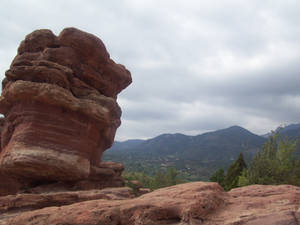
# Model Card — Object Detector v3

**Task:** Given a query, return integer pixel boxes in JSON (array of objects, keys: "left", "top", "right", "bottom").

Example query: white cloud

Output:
[{"left": 0, "top": 0, "right": 299, "bottom": 140}]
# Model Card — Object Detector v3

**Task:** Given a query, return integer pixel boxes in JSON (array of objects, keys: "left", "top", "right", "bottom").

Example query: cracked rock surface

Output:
[{"left": 1, "top": 182, "right": 300, "bottom": 225}]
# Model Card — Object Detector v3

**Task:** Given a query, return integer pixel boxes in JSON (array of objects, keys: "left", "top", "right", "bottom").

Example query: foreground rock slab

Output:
[
  {"left": 1, "top": 182, "right": 299, "bottom": 225},
  {"left": 0, "top": 187, "right": 134, "bottom": 224},
  {"left": 1, "top": 182, "right": 224, "bottom": 225},
  {"left": 208, "top": 184, "right": 300, "bottom": 225}
]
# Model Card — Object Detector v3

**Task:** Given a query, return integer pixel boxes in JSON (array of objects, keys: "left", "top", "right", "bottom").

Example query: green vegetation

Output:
[
  {"left": 210, "top": 153, "right": 247, "bottom": 191},
  {"left": 123, "top": 167, "right": 186, "bottom": 191},
  {"left": 238, "top": 133, "right": 300, "bottom": 186},
  {"left": 211, "top": 132, "right": 300, "bottom": 191},
  {"left": 209, "top": 168, "right": 225, "bottom": 188},
  {"left": 224, "top": 153, "right": 247, "bottom": 190},
  {"left": 103, "top": 126, "right": 267, "bottom": 181},
  {"left": 103, "top": 152, "right": 222, "bottom": 181}
]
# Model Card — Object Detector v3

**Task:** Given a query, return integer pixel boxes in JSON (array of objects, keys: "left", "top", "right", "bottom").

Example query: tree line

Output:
[
  {"left": 210, "top": 132, "right": 300, "bottom": 191},
  {"left": 123, "top": 167, "right": 186, "bottom": 191}
]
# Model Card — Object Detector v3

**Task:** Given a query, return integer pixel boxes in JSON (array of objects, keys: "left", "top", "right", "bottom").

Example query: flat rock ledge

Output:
[{"left": 1, "top": 182, "right": 299, "bottom": 225}]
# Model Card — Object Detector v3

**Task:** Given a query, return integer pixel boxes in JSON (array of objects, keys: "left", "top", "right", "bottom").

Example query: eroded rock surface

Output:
[
  {"left": 0, "top": 28, "right": 131, "bottom": 193},
  {"left": 0, "top": 187, "right": 134, "bottom": 224},
  {"left": 1, "top": 182, "right": 300, "bottom": 225},
  {"left": 206, "top": 184, "right": 300, "bottom": 225},
  {"left": 1, "top": 182, "right": 224, "bottom": 225}
]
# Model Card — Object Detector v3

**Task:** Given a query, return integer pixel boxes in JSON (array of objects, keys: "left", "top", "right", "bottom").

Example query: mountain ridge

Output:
[
  {"left": 112, "top": 124, "right": 300, "bottom": 150},
  {"left": 109, "top": 125, "right": 265, "bottom": 154},
  {"left": 104, "top": 125, "right": 266, "bottom": 180},
  {"left": 104, "top": 124, "right": 300, "bottom": 180},
  {"left": 262, "top": 123, "right": 300, "bottom": 138}
]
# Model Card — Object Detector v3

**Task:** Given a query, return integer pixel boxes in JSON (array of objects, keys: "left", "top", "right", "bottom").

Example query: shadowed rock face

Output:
[{"left": 0, "top": 28, "right": 131, "bottom": 183}]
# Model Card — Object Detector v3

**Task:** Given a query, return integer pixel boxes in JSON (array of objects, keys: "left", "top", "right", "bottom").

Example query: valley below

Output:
[{"left": 104, "top": 124, "right": 300, "bottom": 181}]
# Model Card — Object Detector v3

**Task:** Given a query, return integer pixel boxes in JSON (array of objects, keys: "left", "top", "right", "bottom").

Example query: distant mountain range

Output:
[
  {"left": 109, "top": 126, "right": 265, "bottom": 159},
  {"left": 262, "top": 123, "right": 300, "bottom": 139},
  {"left": 103, "top": 123, "right": 300, "bottom": 181}
]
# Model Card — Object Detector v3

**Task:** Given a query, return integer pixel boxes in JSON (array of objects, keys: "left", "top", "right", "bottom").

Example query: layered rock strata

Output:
[
  {"left": 0, "top": 28, "right": 131, "bottom": 191},
  {"left": 1, "top": 182, "right": 300, "bottom": 225}
]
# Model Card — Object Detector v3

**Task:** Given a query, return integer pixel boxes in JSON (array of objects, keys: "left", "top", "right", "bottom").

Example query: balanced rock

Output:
[{"left": 0, "top": 28, "right": 131, "bottom": 185}]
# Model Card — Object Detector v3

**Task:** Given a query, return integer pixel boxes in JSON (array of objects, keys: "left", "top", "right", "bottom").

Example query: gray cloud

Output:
[{"left": 0, "top": 0, "right": 299, "bottom": 140}]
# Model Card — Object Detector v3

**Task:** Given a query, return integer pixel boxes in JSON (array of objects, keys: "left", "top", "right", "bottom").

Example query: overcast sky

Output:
[{"left": 1, "top": 0, "right": 299, "bottom": 140}]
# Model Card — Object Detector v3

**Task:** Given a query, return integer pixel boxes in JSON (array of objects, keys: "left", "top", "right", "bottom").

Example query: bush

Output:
[
  {"left": 239, "top": 132, "right": 300, "bottom": 186},
  {"left": 123, "top": 168, "right": 186, "bottom": 190},
  {"left": 210, "top": 153, "right": 247, "bottom": 191}
]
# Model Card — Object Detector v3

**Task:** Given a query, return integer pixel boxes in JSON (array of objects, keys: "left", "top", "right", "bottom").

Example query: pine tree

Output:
[
  {"left": 224, "top": 153, "right": 247, "bottom": 191},
  {"left": 246, "top": 133, "right": 300, "bottom": 185},
  {"left": 165, "top": 168, "right": 178, "bottom": 186},
  {"left": 210, "top": 168, "right": 225, "bottom": 188}
]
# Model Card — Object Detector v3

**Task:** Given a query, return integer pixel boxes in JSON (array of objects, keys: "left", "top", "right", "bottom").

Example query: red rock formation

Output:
[
  {"left": 0, "top": 173, "right": 21, "bottom": 196},
  {"left": 210, "top": 184, "right": 300, "bottom": 224},
  {"left": 1, "top": 182, "right": 300, "bottom": 225},
  {"left": 0, "top": 28, "right": 131, "bottom": 188},
  {"left": 0, "top": 187, "right": 134, "bottom": 215},
  {"left": 2, "top": 28, "right": 300, "bottom": 225},
  {"left": 73, "top": 161, "right": 125, "bottom": 190}
]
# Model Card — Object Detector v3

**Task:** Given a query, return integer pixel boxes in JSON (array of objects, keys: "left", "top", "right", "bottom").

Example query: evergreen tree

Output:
[
  {"left": 210, "top": 168, "right": 225, "bottom": 188},
  {"left": 237, "top": 169, "right": 250, "bottom": 187},
  {"left": 244, "top": 133, "right": 300, "bottom": 186},
  {"left": 165, "top": 167, "right": 178, "bottom": 186},
  {"left": 153, "top": 170, "right": 166, "bottom": 188},
  {"left": 224, "top": 153, "right": 247, "bottom": 191}
]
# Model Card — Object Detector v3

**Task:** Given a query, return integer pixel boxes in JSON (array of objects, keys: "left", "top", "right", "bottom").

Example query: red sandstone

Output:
[{"left": 0, "top": 28, "right": 131, "bottom": 192}]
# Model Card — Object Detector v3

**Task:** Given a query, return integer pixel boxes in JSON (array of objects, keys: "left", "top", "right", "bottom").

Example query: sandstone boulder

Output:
[
  {"left": 0, "top": 28, "right": 131, "bottom": 186},
  {"left": 73, "top": 161, "right": 125, "bottom": 190},
  {"left": 1, "top": 182, "right": 225, "bottom": 225},
  {"left": 0, "top": 173, "right": 21, "bottom": 196},
  {"left": 1, "top": 182, "right": 299, "bottom": 225},
  {"left": 216, "top": 184, "right": 300, "bottom": 225}
]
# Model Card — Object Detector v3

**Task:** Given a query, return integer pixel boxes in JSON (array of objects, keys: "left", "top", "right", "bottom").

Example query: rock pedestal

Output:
[{"left": 0, "top": 28, "right": 131, "bottom": 193}]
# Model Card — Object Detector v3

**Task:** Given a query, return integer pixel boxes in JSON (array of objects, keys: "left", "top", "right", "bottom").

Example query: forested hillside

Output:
[
  {"left": 104, "top": 124, "right": 300, "bottom": 181},
  {"left": 104, "top": 126, "right": 265, "bottom": 180}
]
